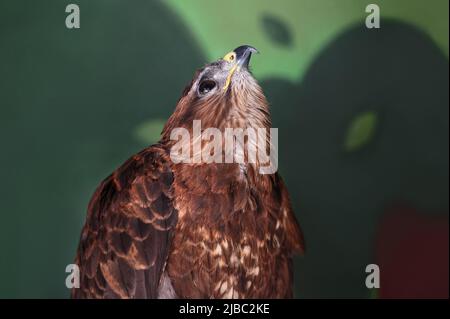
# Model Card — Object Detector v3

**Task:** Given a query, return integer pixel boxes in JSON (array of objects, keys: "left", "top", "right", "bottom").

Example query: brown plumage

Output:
[{"left": 72, "top": 45, "right": 304, "bottom": 299}]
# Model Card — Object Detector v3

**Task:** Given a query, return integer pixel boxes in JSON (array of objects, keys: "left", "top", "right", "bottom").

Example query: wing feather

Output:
[{"left": 72, "top": 145, "right": 177, "bottom": 298}]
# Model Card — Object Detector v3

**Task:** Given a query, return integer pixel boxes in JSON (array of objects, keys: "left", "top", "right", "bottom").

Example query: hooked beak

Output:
[
  {"left": 222, "top": 45, "right": 258, "bottom": 91},
  {"left": 234, "top": 45, "right": 258, "bottom": 69}
]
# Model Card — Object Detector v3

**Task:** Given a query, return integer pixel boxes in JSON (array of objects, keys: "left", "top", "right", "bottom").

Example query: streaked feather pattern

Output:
[{"left": 73, "top": 50, "right": 304, "bottom": 298}]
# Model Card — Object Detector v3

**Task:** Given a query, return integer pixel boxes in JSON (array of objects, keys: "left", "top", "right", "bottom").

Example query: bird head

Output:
[
  {"left": 163, "top": 45, "right": 270, "bottom": 134},
  {"left": 209, "top": 45, "right": 259, "bottom": 93}
]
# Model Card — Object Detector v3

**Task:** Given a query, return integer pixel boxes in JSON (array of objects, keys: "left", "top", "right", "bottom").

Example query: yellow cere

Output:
[
  {"left": 223, "top": 51, "right": 236, "bottom": 62},
  {"left": 223, "top": 51, "right": 238, "bottom": 91}
]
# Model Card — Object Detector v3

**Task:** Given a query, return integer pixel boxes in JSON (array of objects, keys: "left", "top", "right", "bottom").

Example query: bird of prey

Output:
[{"left": 72, "top": 45, "right": 304, "bottom": 299}]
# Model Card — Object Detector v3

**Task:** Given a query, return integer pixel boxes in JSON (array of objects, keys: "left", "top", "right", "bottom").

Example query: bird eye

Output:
[{"left": 198, "top": 80, "right": 216, "bottom": 95}]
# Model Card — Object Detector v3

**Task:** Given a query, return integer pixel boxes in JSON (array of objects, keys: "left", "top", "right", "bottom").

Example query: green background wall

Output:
[{"left": 0, "top": 0, "right": 448, "bottom": 298}]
